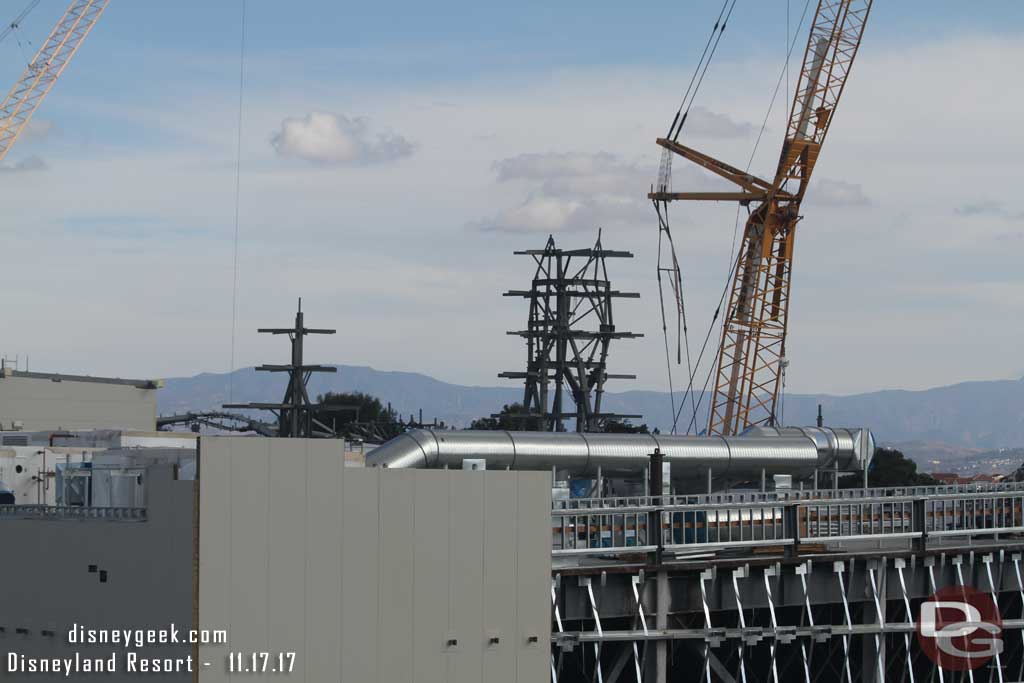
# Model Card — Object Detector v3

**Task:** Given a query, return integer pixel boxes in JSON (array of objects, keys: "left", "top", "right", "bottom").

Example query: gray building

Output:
[
  {"left": 0, "top": 368, "right": 160, "bottom": 431},
  {"left": 0, "top": 436, "right": 553, "bottom": 682}
]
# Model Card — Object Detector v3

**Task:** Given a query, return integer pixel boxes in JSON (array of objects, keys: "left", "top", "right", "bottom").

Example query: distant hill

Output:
[{"left": 159, "top": 367, "right": 1024, "bottom": 453}]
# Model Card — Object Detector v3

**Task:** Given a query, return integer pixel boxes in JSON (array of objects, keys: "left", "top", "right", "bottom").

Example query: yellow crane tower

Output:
[
  {"left": 652, "top": 0, "right": 873, "bottom": 436},
  {"left": 0, "top": 0, "right": 109, "bottom": 163}
]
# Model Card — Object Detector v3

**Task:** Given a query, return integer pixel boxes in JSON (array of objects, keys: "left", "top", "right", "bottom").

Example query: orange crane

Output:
[
  {"left": 0, "top": 0, "right": 109, "bottom": 163},
  {"left": 651, "top": 0, "right": 873, "bottom": 435}
]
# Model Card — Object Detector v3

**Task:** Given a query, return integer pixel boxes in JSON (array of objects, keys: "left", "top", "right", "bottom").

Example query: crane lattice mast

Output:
[
  {"left": 651, "top": 0, "right": 873, "bottom": 435},
  {"left": 0, "top": 0, "right": 109, "bottom": 163}
]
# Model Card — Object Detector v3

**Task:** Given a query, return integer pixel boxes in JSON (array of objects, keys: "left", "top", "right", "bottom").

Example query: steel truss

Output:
[
  {"left": 500, "top": 232, "right": 643, "bottom": 432},
  {"left": 552, "top": 551, "right": 1024, "bottom": 682}
]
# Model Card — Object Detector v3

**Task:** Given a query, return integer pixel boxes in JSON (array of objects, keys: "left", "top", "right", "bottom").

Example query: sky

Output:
[{"left": 1, "top": 0, "right": 1022, "bottom": 396}]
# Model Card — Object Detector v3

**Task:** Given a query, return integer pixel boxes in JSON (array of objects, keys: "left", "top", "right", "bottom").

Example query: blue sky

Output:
[{"left": 1, "top": 1, "right": 1022, "bottom": 395}]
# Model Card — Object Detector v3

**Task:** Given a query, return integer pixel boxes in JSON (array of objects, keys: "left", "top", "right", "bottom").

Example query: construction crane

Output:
[
  {"left": 0, "top": 0, "right": 109, "bottom": 164},
  {"left": 651, "top": 0, "right": 873, "bottom": 435}
]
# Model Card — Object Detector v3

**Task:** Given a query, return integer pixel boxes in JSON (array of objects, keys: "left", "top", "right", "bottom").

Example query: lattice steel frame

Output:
[
  {"left": 552, "top": 551, "right": 1024, "bottom": 683},
  {"left": 500, "top": 233, "right": 642, "bottom": 432},
  {"left": 0, "top": 0, "right": 109, "bottom": 162}
]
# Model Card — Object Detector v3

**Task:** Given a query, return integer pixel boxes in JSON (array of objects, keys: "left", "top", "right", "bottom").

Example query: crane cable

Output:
[
  {"left": 0, "top": 0, "right": 40, "bottom": 46},
  {"left": 654, "top": 199, "right": 693, "bottom": 433},
  {"left": 676, "top": 0, "right": 814, "bottom": 435},
  {"left": 227, "top": 0, "right": 248, "bottom": 403},
  {"left": 656, "top": 0, "right": 737, "bottom": 433},
  {"left": 666, "top": 0, "right": 738, "bottom": 142}
]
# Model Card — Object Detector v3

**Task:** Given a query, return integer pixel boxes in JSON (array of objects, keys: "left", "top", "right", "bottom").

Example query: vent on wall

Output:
[{"left": 2, "top": 435, "right": 28, "bottom": 446}]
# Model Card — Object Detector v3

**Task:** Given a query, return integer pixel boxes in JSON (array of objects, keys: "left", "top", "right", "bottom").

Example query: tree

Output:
[
  {"left": 602, "top": 419, "right": 650, "bottom": 434},
  {"left": 841, "top": 448, "right": 938, "bottom": 488},
  {"left": 314, "top": 391, "right": 399, "bottom": 439},
  {"left": 469, "top": 403, "right": 544, "bottom": 431}
]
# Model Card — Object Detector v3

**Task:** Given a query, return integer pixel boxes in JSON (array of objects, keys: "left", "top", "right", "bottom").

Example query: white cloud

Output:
[
  {"left": 0, "top": 155, "right": 47, "bottom": 173},
  {"left": 473, "top": 152, "right": 652, "bottom": 234},
  {"left": 807, "top": 178, "right": 870, "bottom": 207},
  {"left": 493, "top": 151, "right": 623, "bottom": 182},
  {"left": 270, "top": 112, "right": 414, "bottom": 164},
  {"left": 955, "top": 201, "right": 1023, "bottom": 221},
  {"left": 681, "top": 106, "right": 757, "bottom": 139},
  {"left": 23, "top": 120, "right": 55, "bottom": 141}
]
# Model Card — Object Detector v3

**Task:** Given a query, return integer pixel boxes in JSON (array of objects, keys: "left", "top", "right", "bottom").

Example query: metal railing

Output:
[
  {"left": 0, "top": 505, "right": 147, "bottom": 521},
  {"left": 552, "top": 489, "right": 1024, "bottom": 557},
  {"left": 552, "top": 500, "right": 792, "bottom": 555},
  {"left": 556, "top": 481, "right": 1024, "bottom": 510}
]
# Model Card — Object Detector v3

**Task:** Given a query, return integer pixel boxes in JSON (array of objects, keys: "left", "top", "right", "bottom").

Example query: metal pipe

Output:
[{"left": 367, "top": 426, "right": 873, "bottom": 483}]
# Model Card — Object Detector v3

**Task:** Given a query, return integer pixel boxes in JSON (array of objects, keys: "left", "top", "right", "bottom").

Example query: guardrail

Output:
[
  {"left": 552, "top": 490, "right": 1024, "bottom": 557},
  {"left": 557, "top": 481, "right": 1024, "bottom": 510},
  {"left": 0, "top": 505, "right": 147, "bottom": 521}
]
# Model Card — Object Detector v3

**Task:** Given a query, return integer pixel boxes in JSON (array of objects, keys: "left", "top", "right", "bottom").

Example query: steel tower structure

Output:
[{"left": 500, "top": 232, "right": 642, "bottom": 432}]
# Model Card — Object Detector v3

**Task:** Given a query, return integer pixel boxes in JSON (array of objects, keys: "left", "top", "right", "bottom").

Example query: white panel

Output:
[
  {"left": 229, "top": 438, "right": 270, "bottom": 674},
  {"left": 199, "top": 442, "right": 549, "bottom": 683},
  {"left": 379, "top": 469, "right": 416, "bottom": 683},
  {"left": 267, "top": 439, "right": 307, "bottom": 679},
  {"left": 515, "top": 472, "right": 552, "bottom": 683},
  {"left": 305, "top": 440, "right": 342, "bottom": 681},
  {"left": 198, "top": 438, "right": 231, "bottom": 683},
  {"left": 449, "top": 472, "right": 485, "bottom": 683},
  {"left": 412, "top": 471, "right": 450, "bottom": 683},
  {"left": 483, "top": 475, "right": 518, "bottom": 683},
  {"left": 341, "top": 468, "right": 379, "bottom": 683}
]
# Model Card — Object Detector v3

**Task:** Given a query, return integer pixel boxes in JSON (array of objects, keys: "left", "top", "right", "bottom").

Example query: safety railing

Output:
[
  {"left": 553, "top": 490, "right": 1024, "bottom": 558},
  {"left": 556, "top": 481, "right": 1024, "bottom": 510},
  {"left": 925, "top": 491, "right": 1024, "bottom": 537},
  {"left": 552, "top": 500, "right": 792, "bottom": 555},
  {"left": 796, "top": 497, "right": 917, "bottom": 542},
  {"left": 0, "top": 505, "right": 147, "bottom": 521}
]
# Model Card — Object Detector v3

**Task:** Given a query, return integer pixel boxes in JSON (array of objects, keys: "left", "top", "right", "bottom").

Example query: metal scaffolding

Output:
[
  {"left": 550, "top": 481, "right": 1024, "bottom": 682},
  {"left": 500, "top": 232, "right": 643, "bottom": 432}
]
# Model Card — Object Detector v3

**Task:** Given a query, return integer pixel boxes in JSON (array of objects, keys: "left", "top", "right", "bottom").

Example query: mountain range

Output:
[{"left": 158, "top": 366, "right": 1024, "bottom": 458}]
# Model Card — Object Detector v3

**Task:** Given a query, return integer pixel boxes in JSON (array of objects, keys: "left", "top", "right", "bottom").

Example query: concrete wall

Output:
[
  {"left": 0, "top": 466, "right": 194, "bottom": 681},
  {"left": 198, "top": 436, "right": 552, "bottom": 683},
  {"left": 0, "top": 373, "right": 158, "bottom": 431}
]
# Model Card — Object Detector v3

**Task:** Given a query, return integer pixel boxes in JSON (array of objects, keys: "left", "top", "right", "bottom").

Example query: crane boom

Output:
[
  {"left": 0, "top": 0, "right": 109, "bottom": 164},
  {"left": 650, "top": 0, "right": 872, "bottom": 435}
]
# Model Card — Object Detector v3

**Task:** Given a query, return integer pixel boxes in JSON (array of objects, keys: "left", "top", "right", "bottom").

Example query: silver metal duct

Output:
[{"left": 366, "top": 426, "right": 872, "bottom": 481}]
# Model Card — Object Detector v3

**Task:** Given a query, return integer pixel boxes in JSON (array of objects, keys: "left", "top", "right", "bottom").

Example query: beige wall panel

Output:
[
  {"left": 198, "top": 439, "right": 550, "bottom": 683},
  {"left": 449, "top": 472, "right": 485, "bottom": 683},
  {"left": 483, "top": 475, "right": 519, "bottom": 683},
  {"left": 305, "top": 440, "right": 343, "bottom": 681},
  {"left": 228, "top": 439, "right": 270, "bottom": 666},
  {"left": 340, "top": 468, "right": 380, "bottom": 683},
  {"left": 412, "top": 471, "right": 450, "bottom": 683},
  {"left": 198, "top": 439, "right": 232, "bottom": 683},
  {"left": 0, "top": 374, "right": 157, "bottom": 431},
  {"left": 267, "top": 439, "right": 307, "bottom": 679},
  {"left": 515, "top": 472, "right": 552, "bottom": 683},
  {"left": 378, "top": 469, "right": 416, "bottom": 683}
]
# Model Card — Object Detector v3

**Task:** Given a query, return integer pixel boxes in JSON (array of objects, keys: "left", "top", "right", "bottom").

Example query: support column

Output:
[
  {"left": 655, "top": 570, "right": 669, "bottom": 683},
  {"left": 864, "top": 559, "right": 886, "bottom": 683}
]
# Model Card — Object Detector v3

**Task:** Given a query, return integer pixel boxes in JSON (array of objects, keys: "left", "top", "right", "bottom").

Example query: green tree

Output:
[
  {"left": 842, "top": 448, "right": 937, "bottom": 488},
  {"left": 314, "top": 391, "right": 398, "bottom": 437},
  {"left": 602, "top": 419, "right": 650, "bottom": 434},
  {"left": 469, "top": 403, "right": 544, "bottom": 431}
]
